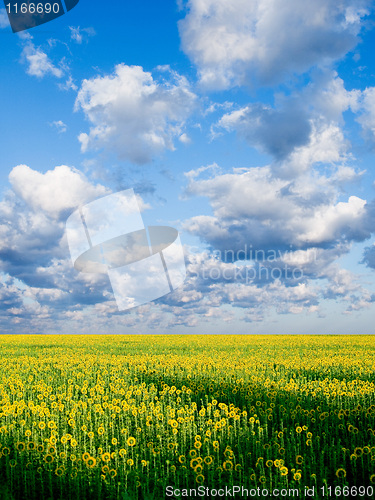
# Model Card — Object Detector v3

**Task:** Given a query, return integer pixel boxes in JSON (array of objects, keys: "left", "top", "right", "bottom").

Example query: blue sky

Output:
[{"left": 1, "top": 0, "right": 375, "bottom": 333}]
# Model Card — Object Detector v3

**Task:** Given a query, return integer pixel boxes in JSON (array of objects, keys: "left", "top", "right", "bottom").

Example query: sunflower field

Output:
[{"left": 0, "top": 335, "right": 374, "bottom": 499}]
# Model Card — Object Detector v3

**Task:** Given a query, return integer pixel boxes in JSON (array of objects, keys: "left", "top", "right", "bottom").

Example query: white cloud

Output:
[
  {"left": 300, "top": 196, "right": 366, "bottom": 244},
  {"left": 212, "top": 72, "right": 359, "bottom": 172},
  {"left": 306, "top": 72, "right": 360, "bottom": 122},
  {"left": 69, "top": 26, "right": 96, "bottom": 44},
  {"left": 50, "top": 120, "right": 68, "bottom": 133},
  {"left": 179, "top": 133, "right": 191, "bottom": 144},
  {"left": 0, "top": 273, "right": 53, "bottom": 326},
  {"left": 328, "top": 83, "right": 375, "bottom": 148},
  {"left": 0, "top": 165, "right": 125, "bottom": 331},
  {"left": 183, "top": 164, "right": 372, "bottom": 252},
  {"left": 179, "top": 0, "right": 371, "bottom": 89},
  {"left": 21, "top": 40, "right": 63, "bottom": 78},
  {"left": 204, "top": 101, "right": 234, "bottom": 116},
  {"left": 356, "top": 87, "right": 375, "bottom": 142},
  {"left": 9, "top": 164, "right": 108, "bottom": 219},
  {"left": 279, "top": 74, "right": 359, "bottom": 175},
  {"left": 58, "top": 76, "right": 78, "bottom": 92},
  {"left": 75, "top": 64, "right": 197, "bottom": 163},
  {"left": 283, "top": 121, "right": 350, "bottom": 176},
  {"left": 215, "top": 103, "right": 312, "bottom": 159}
]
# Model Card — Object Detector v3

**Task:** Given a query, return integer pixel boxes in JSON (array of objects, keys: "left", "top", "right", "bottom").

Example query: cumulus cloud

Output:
[
  {"left": 9, "top": 164, "right": 108, "bottom": 220},
  {"left": 183, "top": 164, "right": 373, "bottom": 255},
  {"left": 215, "top": 103, "right": 312, "bottom": 160},
  {"left": 0, "top": 273, "right": 53, "bottom": 326},
  {"left": 0, "top": 165, "right": 111, "bottom": 290},
  {"left": 179, "top": 0, "right": 371, "bottom": 90},
  {"left": 212, "top": 72, "right": 359, "bottom": 170},
  {"left": 306, "top": 71, "right": 360, "bottom": 122},
  {"left": 328, "top": 83, "right": 375, "bottom": 150},
  {"left": 75, "top": 64, "right": 197, "bottom": 164},
  {"left": 0, "top": 165, "right": 120, "bottom": 330},
  {"left": 282, "top": 121, "right": 350, "bottom": 177}
]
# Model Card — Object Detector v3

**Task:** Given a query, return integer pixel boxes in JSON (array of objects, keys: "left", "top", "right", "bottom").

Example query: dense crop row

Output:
[{"left": 0, "top": 335, "right": 374, "bottom": 499}]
